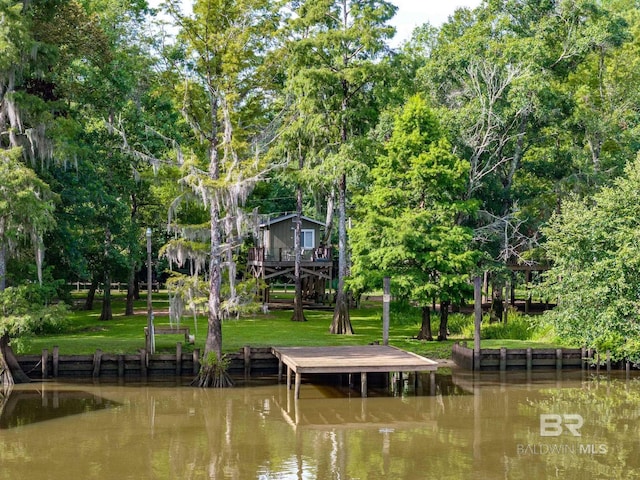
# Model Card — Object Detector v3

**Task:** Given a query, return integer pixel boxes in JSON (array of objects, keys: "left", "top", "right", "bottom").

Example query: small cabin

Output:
[
  {"left": 248, "top": 214, "right": 332, "bottom": 303},
  {"left": 257, "top": 213, "right": 328, "bottom": 261}
]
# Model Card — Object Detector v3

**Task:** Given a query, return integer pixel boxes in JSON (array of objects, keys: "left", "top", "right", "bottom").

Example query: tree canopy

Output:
[
  {"left": 540, "top": 156, "right": 640, "bottom": 362},
  {"left": 350, "top": 95, "right": 478, "bottom": 340},
  {"left": 3, "top": 0, "right": 640, "bottom": 380}
]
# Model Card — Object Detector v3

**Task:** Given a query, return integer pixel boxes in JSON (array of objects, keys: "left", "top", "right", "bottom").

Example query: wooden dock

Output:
[{"left": 272, "top": 345, "right": 438, "bottom": 398}]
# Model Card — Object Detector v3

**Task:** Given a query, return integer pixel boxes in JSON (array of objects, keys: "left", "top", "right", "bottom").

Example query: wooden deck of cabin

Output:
[
  {"left": 272, "top": 345, "right": 439, "bottom": 399},
  {"left": 248, "top": 247, "right": 333, "bottom": 303}
]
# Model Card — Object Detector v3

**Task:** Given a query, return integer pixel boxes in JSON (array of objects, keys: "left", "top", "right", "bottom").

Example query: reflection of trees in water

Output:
[
  {"left": 0, "top": 388, "right": 114, "bottom": 429},
  {"left": 0, "top": 385, "right": 11, "bottom": 425},
  {"left": 0, "top": 377, "right": 639, "bottom": 478},
  {"left": 0, "top": 386, "right": 276, "bottom": 479},
  {"left": 155, "top": 389, "right": 277, "bottom": 479},
  {"left": 515, "top": 376, "right": 640, "bottom": 479}
]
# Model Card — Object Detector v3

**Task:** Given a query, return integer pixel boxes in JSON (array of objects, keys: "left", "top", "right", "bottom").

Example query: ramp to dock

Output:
[{"left": 272, "top": 345, "right": 438, "bottom": 398}]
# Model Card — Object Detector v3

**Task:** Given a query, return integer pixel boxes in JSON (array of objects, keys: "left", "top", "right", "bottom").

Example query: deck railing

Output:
[{"left": 248, "top": 246, "right": 332, "bottom": 262}]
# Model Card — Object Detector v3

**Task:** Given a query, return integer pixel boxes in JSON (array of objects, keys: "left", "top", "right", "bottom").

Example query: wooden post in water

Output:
[
  {"left": 499, "top": 347, "right": 507, "bottom": 372},
  {"left": 556, "top": 348, "right": 563, "bottom": 371},
  {"left": 382, "top": 277, "right": 390, "bottom": 346},
  {"left": 52, "top": 346, "right": 59, "bottom": 378},
  {"left": 193, "top": 349, "right": 200, "bottom": 375},
  {"left": 118, "top": 354, "right": 125, "bottom": 378},
  {"left": 294, "top": 372, "right": 302, "bottom": 399},
  {"left": 42, "top": 349, "right": 48, "bottom": 379},
  {"left": 140, "top": 349, "right": 147, "bottom": 378},
  {"left": 361, "top": 372, "right": 368, "bottom": 398},
  {"left": 526, "top": 347, "right": 533, "bottom": 372},
  {"left": 473, "top": 276, "right": 482, "bottom": 371},
  {"left": 244, "top": 345, "right": 251, "bottom": 377},
  {"left": 93, "top": 349, "right": 102, "bottom": 378},
  {"left": 176, "top": 343, "right": 182, "bottom": 376}
]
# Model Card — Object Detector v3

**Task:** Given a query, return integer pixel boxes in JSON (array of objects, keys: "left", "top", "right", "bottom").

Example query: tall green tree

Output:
[
  {"left": 280, "top": 0, "right": 397, "bottom": 334},
  {"left": 0, "top": 148, "right": 56, "bottom": 291},
  {"left": 161, "top": 0, "right": 278, "bottom": 387},
  {"left": 559, "top": 0, "right": 638, "bottom": 181},
  {"left": 40, "top": 0, "right": 162, "bottom": 319},
  {"left": 420, "top": 0, "right": 631, "bottom": 268},
  {"left": 350, "top": 96, "right": 477, "bottom": 340},
  {"left": 0, "top": 0, "right": 113, "bottom": 383},
  {"left": 539, "top": 156, "right": 640, "bottom": 362},
  {"left": 0, "top": 2, "right": 58, "bottom": 289}
]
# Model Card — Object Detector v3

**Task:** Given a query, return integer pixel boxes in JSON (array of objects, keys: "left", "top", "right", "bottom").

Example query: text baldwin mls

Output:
[
  {"left": 517, "top": 414, "right": 608, "bottom": 455},
  {"left": 517, "top": 443, "right": 608, "bottom": 455}
]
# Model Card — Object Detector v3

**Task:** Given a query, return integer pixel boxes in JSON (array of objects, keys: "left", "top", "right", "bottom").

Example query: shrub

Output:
[
  {"left": 481, "top": 317, "right": 533, "bottom": 340},
  {"left": 447, "top": 313, "right": 473, "bottom": 335},
  {"left": 0, "top": 284, "right": 70, "bottom": 337},
  {"left": 389, "top": 300, "right": 421, "bottom": 326},
  {"left": 459, "top": 310, "right": 547, "bottom": 341}
]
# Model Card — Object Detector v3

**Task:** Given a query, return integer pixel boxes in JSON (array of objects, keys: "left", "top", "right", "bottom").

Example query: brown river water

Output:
[{"left": 0, "top": 370, "right": 638, "bottom": 479}]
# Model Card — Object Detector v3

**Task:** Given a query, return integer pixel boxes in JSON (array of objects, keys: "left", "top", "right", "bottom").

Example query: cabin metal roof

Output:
[{"left": 259, "top": 213, "right": 325, "bottom": 228}]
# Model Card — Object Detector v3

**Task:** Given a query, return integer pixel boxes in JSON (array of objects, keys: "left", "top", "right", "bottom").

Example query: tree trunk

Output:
[
  {"left": 100, "top": 227, "right": 112, "bottom": 320},
  {"left": 438, "top": 300, "right": 450, "bottom": 341},
  {"left": 84, "top": 279, "right": 98, "bottom": 310},
  {"left": 125, "top": 261, "right": 136, "bottom": 316},
  {"left": 194, "top": 201, "right": 232, "bottom": 388},
  {"left": 330, "top": 174, "right": 353, "bottom": 335},
  {"left": 322, "top": 190, "right": 335, "bottom": 246},
  {"left": 330, "top": 59, "right": 355, "bottom": 335},
  {"left": 490, "top": 286, "right": 503, "bottom": 324},
  {"left": 417, "top": 306, "right": 433, "bottom": 341},
  {"left": 292, "top": 180, "right": 306, "bottom": 322},
  {"left": 195, "top": 114, "right": 232, "bottom": 387},
  {"left": 0, "top": 335, "right": 31, "bottom": 386},
  {"left": 100, "top": 276, "right": 112, "bottom": 321},
  {"left": 134, "top": 276, "right": 140, "bottom": 300},
  {"left": 0, "top": 243, "right": 6, "bottom": 292},
  {"left": 127, "top": 193, "right": 139, "bottom": 314}
]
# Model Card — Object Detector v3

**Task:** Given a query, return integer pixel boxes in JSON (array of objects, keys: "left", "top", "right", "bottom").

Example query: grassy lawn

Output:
[{"left": 16, "top": 291, "right": 562, "bottom": 359}]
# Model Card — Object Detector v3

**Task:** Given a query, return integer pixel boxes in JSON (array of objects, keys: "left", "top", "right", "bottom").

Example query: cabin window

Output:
[{"left": 301, "top": 229, "right": 315, "bottom": 249}]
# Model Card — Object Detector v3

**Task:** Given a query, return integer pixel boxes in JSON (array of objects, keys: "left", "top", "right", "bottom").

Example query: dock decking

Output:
[{"left": 272, "top": 345, "right": 439, "bottom": 398}]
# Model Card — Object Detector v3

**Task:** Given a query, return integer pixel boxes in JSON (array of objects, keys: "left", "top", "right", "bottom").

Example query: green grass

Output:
[
  {"left": 480, "top": 339, "right": 560, "bottom": 349},
  {"left": 15, "top": 291, "right": 564, "bottom": 359}
]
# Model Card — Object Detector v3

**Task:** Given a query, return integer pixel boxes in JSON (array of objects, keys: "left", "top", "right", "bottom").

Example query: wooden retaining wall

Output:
[
  {"left": 452, "top": 342, "right": 596, "bottom": 372},
  {"left": 17, "top": 345, "right": 279, "bottom": 380}
]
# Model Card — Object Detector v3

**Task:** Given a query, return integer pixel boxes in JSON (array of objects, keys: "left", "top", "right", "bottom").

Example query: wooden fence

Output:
[
  {"left": 68, "top": 281, "right": 159, "bottom": 292},
  {"left": 452, "top": 342, "right": 594, "bottom": 371},
  {"left": 17, "top": 345, "right": 279, "bottom": 380}
]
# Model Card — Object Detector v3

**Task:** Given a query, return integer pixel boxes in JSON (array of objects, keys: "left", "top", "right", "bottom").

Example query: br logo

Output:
[{"left": 540, "top": 414, "right": 584, "bottom": 437}]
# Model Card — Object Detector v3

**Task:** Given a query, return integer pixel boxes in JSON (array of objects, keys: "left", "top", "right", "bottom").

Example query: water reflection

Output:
[
  {"left": 0, "top": 372, "right": 638, "bottom": 479},
  {"left": 0, "top": 386, "right": 117, "bottom": 429}
]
